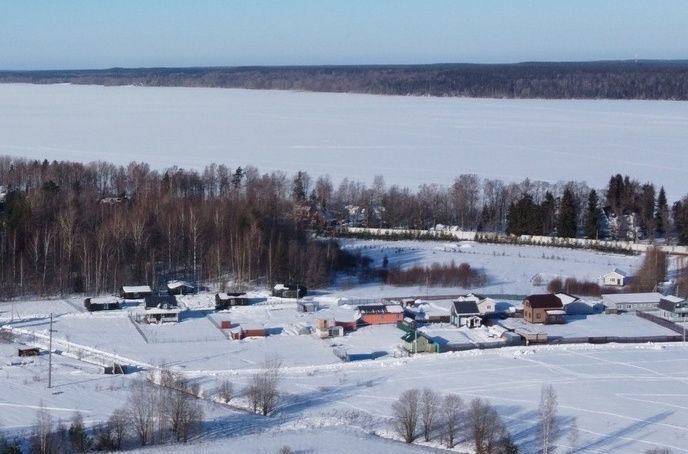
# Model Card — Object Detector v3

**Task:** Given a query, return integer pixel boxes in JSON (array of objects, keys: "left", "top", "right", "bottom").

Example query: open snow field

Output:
[
  {"left": 2, "top": 84, "right": 688, "bottom": 196},
  {"left": 1, "top": 241, "right": 687, "bottom": 452}
]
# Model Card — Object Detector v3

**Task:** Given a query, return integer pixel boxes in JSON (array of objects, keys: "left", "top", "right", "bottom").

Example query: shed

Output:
[
  {"left": 84, "top": 297, "right": 121, "bottom": 312},
  {"left": 296, "top": 300, "right": 317, "bottom": 313},
  {"left": 455, "top": 293, "right": 497, "bottom": 315},
  {"left": 103, "top": 364, "right": 129, "bottom": 374},
  {"left": 358, "top": 304, "right": 404, "bottom": 325},
  {"left": 166, "top": 280, "right": 195, "bottom": 295},
  {"left": 658, "top": 295, "right": 688, "bottom": 322},
  {"left": 401, "top": 331, "right": 440, "bottom": 353},
  {"left": 120, "top": 285, "right": 152, "bottom": 300},
  {"left": 242, "top": 325, "right": 267, "bottom": 337},
  {"left": 215, "top": 292, "right": 249, "bottom": 310},
  {"left": 272, "top": 283, "right": 307, "bottom": 299},
  {"left": 18, "top": 347, "right": 40, "bottom": 357}
]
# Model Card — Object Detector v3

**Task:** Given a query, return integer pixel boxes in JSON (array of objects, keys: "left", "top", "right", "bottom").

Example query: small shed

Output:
[
  {"left": 18, "top": 347, "right": 40, "bottom": 357},
  {"left": 658, "top": 295, "right": 688, "bottom": 322},
  {"left": 601, "top": 269, "right": 628, "bottom": 287},
  {"left": 103, "top": 363, "right": 129, "bottom": 374},
  {"left": 166, "top": 280, "right": 195, "bottom": 295},
  {"left": 228, "top": 326, "right": 243, "bottom": 340},
  {"left": 401, "top": 331, "right": 440, "bottom": 353},
  {"left": 242, "top": 325, "right": 267, "bottom": 337},
  {"left": 272, "top": 283, "right": 307, "bottom": 299},
  {"left": 120, "top": 285, "right": 152, "bottom": 300},
  {"left": 215, "top": 292, "right": 249, "bottom": 310},
  {"left": 296, "top": 300, "right": 317, "bottom": 313},
  {"left": 84, "top": 297, "right": 121, "bottom": 312}
]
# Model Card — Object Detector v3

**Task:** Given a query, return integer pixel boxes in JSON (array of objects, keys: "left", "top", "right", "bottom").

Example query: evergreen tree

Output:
[
  {"left": 292, "top": 171, "right": 307, "bottom": 202},
  {"left": 655, "top": 186, "right": 670, "bottom": 237},
  {"left": 638, "top": 183, "right": 656, "bottom": 238},
  {"left": 506, "top": 194, "right": 540, "bottom": 236},
  {"left": 231, "top": 166, "right": 244, "bottom": 189},
  {"left": 584, "top": 190, "right": 599, "bottom": 239},
  {"left": 673, "top": 199, "right": 688, "bottom": 245},
  {"left": 540, "top": 191, "right": 557, "bottom": 236},
  {"left": 605, "top": 174, "right": 624, "bottom": 214},
  {"left": 557, "top": 188, "right": 578, "bottom": 238}
]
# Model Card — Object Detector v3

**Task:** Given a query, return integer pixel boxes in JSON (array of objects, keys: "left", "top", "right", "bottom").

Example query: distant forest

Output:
[
  {"left": 2, "top": 60, "right": 688, "bottom": 99},
  {"left": 2, "top": 156, "right": 688, "bottom": 298}
]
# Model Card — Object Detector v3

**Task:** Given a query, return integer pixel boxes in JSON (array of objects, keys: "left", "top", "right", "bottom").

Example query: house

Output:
[
  {"left": 166, "top": 280, "right": 194, "bottom": 295},
  {"left": 450, "top": 300, "right": 482, "bottom": 328},
  {"left": 657, "top": 295, "right": 688, "bottom": 322},
  {"left": 314, "top": 312, "right": 345, "bottom": 338},
  {"left": 215, "top": 292, "right": 250, "bottom": 310},
  {"left": 120, "top": 285, "right": 152, "bottom": 300},
  {"left": 522, "top": 294, "right": 565, "bottom": 324},
  {"left": 401, "top": 330, "right": 440, "bottom": 353},
  {"left": 272, "top": 283, "right": 307, "bottom": 299},
  {"left": 601, "top": 269, "right": 628, "bottom": 287},
  {"left": 555, "top": 293, "right": 594, "bottom": 315},
  {"left": 455, "top": 293, "right": 497, "bottom": 315},
  {"left": 142, "top": 295, "right": 181, "bottom": 323},
  {"left": 602, "top": 292, "right": 664, "bottom": 313},
  {"left": 404, "top": 302, "right": 450, "bottom": 323},
  {"left": 358, "top": 304, "right": 404, "bottom": 325},
  {"left": 84, "top": 297, "right": 121, "bottom": 312}
]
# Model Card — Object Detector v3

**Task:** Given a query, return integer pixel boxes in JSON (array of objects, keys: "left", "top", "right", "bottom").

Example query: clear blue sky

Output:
[{"left": 1, "top": 0, "right": 686, "bottom": 70}]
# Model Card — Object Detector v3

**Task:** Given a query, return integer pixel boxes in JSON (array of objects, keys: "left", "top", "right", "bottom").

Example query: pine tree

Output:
[
  {"left": 655, "top": 186, "right": 670, "bottom": 237},
  {"left": 584, "top": 190, "right": 599, "bottom": 239},
  {"left": 638, "top": 183, "right": 656, "bottom": 238},
  {"left": 557, "top": 188, "right": 578, "bottom": 238},
  {"left": 507, "top": 194, "right": 540, "bottom": 236},
  {"left": 605, "top": 174, "right": 624, "bottom": 214},
  {"left": 540, "top": 191, "right": 557, "bottom": 236},
  {"left": 673, "top": 199, "right": 688, "bottom": 245}
]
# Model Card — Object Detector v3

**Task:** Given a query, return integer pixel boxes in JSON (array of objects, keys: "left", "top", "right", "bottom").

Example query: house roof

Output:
[
  {"left": 144, "top": 295, "right": 178, "bottom": 309},
  {"left": 358, "top": 304, "right": 388, "bottom": 314},
  {"left": 122, "top": 285, "right": 152, "bottom": 294},
  {"left": 603, "top": 268, "right": 628, "bottom": 278},
  {"left": 167, "top": 280, "right": 193, "bottom": 289},
  {"left": 523, "top": 294, "right": 563, "bottom": 309},
  {"left": 661, "top": 295, "right": 685, "bottom": 304},
  {"left": 555, "top": 293, "right": 580, "bottom": 306},
  {"left": 601, "top": 292, "right": 663, "bottom": 305},
  {"left": 452, "top": 300, "right": 480, "bottom": 315}
]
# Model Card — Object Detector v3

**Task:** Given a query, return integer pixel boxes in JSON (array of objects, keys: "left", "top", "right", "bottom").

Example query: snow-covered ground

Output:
[
  {"left": 1, "top": 241, "right": 687, "bottom": 452},
  {"left": 2, "top": 84, "right": 688, "bottom": 197}
]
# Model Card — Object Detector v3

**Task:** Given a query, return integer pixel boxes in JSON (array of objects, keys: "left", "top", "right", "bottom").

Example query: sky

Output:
[{"left": 1, "top": 0, "right": 687, "bottom": 70}]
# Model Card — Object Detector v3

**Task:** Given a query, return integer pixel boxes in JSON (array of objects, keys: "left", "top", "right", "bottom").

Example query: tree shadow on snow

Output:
[{"left": 576, "top": 410, "right": 674, "bottom": 453}]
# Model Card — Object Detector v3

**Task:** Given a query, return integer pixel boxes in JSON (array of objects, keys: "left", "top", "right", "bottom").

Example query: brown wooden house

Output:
[{"left": 523, "top": 294, "right": 565, "bottom": 324}]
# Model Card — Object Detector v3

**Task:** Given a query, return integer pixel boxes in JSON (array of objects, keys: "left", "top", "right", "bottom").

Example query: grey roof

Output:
[{"left": 452, "top": 300, "right": 480, "bottom": 315}]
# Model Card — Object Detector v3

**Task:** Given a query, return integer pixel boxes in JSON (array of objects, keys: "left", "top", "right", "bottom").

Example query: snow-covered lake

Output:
[{"left": 1, "top": 83, "right": 688, "bottom": 197}]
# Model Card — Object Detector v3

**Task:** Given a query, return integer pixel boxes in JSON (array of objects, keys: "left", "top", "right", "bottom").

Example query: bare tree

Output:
[
  {"left": 420, "top": 388, "right": 440, "bottom": 442},
  {"left": 442, "top": 393, "right": 464, "bottom": 448},
  {"left": 246, "top": 359, "right": 282, "bottom": 416},
  {"left": 108, "top": 408, "right": 128, "bottom": 450},
  {"left": 392, "top": 388, "right": 420, "bottom": 443},
  {"left": 127, "top": 380, "right": 156, "bottom": 446},
  {"left": 216, "top": 380, "right": 234, "bottom": 403},
  {"left": 30, "top": 404, "right": 56, "bottom": 454},
  {"left": 539, "top": 384, "right": 559, "bottom": 454},
  {"left": 468, "top": 398, "right": 514, "bottom": 454}
]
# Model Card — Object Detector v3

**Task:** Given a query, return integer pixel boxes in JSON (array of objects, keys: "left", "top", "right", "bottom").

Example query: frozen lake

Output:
[{"left": 1, "top": 83, "right": 687, "bottom": 197}]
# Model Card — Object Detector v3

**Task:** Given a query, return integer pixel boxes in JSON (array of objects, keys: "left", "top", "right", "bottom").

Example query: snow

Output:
[
  {"left": 2, "top": 84, "right": 688, "bottom": 197},
  {"left": 602, "top": 292, "right": 664, "bottom": 304},
  {"left": 121, "top": 285, "right": 151, "bottom": 294}
]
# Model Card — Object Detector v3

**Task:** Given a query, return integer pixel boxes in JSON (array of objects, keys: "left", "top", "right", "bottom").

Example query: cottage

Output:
[
  {"left": 455, "top": 293, "right": 496, "bottom": 315},
  {"left": 142, "top": 295, "right": 181, "bottom": 323},
  {"left": 450, "top": 300, "right": 482, "bottom": 328},
  {"left": 84, "top": 297, "right": 121, "bottom": 312},
  {"left": 120, "top": 285, "right": 152, "bottom": 300},
  {"left": 658, "top": 295, "right": 688, "bottom": 322},
  {"left": 215, "top": 292, "right": 250, "bottom": 310},
  {"left": 358, "top": 304, "right": 404, "bottom": 325},
  {"left": 602, "top": 292, "right": 663, "bottom": 313},
  {"left": 601, "top": 269, "right": 628, "bottom": 287},
  {"left": 555, "top": 293, "right": 594, "bottom": 315},
  {"left": 166, "top": 280, "right": 194, "bottom": 295},
  {"left": 272, "top": 283, "right": 307, "bottom": 299},
  {"left": 522, "top": 294, "right": 565, "bottom": 324}
]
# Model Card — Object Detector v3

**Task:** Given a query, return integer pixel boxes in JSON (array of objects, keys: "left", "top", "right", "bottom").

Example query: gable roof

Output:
[
  {"left": 524, "top": 294, "right": 563, "bottom": 309},
  {"left": 601, "top": 292, "right": 663, "bottom": 305},
  {"left": 603, "top": 268, "right": 628, "bottom": 278},
  {"left": 452, "top": 300, "right": 480, "bottom": 315}
]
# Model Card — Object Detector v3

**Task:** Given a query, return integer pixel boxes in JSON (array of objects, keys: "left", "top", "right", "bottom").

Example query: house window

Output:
[{"left": 536, "top": 313, "right": 541, "bottom": 319}]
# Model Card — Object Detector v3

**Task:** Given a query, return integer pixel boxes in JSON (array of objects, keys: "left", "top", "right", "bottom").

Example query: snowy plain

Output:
[{"left": 1, "top": 83, "right": 688, "bottom": 197}]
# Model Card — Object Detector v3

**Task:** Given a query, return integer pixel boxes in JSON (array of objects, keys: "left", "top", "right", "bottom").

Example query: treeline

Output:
[
  {"left": 0, "top": 158, "right": 355, "bottom": 297},
  {"left": 2, "top": 60, "right": 688, "bottom": 100},
  {"left": 384, "top": 262, "right": 486, "bottom": 288}
]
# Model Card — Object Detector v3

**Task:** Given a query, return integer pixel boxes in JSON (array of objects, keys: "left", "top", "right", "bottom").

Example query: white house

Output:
[
  {"left": 555, "top": 293, "right": 594, "bottom": 315},
  {"left": 455, "top": 293, "right": 496, "bottom": 315},
  {"left": 601, "top": 269, "right": 628, "bottom": 287}
]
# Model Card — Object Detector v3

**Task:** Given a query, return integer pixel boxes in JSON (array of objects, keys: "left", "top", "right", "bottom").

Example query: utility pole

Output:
[{"left": 48, "top": 313, "right": 53, "bottom": 389}]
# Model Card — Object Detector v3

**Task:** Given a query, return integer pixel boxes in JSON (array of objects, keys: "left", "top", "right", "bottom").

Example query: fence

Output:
[{"left": 636, "top": 310, "right": 687, "bottom": 336}]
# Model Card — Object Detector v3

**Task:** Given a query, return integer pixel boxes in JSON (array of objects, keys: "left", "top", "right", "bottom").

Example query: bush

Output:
[{"left": 385, "top": 261, "right": 486, "bottom": 288}]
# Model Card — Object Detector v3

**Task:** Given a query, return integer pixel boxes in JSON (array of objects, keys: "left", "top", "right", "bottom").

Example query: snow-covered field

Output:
[
  {"left": 1, "top": 84, "right": 688, "bottom": 196},
  {"left": 2, "top": 240, "right": 687, "bottom": 452}
]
